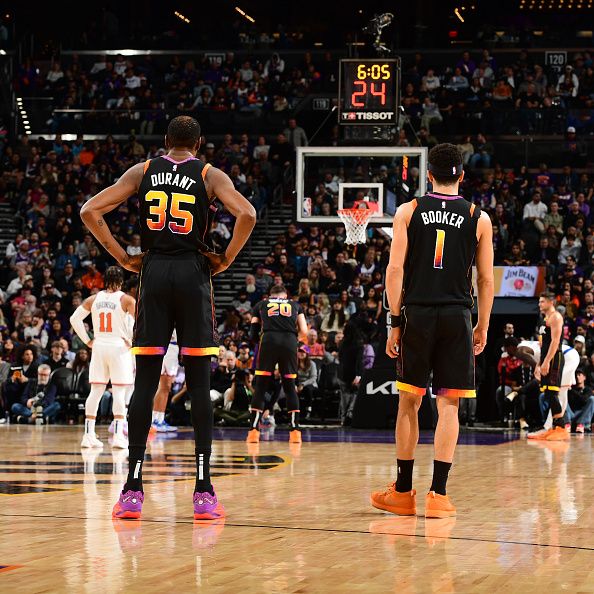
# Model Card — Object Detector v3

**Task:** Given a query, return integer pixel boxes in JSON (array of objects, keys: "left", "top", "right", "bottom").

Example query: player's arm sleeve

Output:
[
  {"left": 124, "top": 312, "right": 135, "bottom": 343},
  {"left": 70, "top": 305, "right": 92, "bottom": 345},
  {"left": 249, "top": 318, "right": 261, "bottom": 342},
  {"left": 249, "top": 303, "right": 261, "bottom": 341}
]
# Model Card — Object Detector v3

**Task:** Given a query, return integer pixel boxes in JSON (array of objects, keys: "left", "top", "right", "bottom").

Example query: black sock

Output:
[
  {"left": 395, "top": 459, "right": 414, "bottom": 492},
  {"left": 124, "top": 446, "right": 145, "bottom": 492},
  {"left": 289, "top": 410, "right": 300, "bottom": 430},
  {"left": 430, "top": 460, "right": 452, "bottom": 496},
  {"left": 553, "top": 416, "right": 565, "bottom": 428},
  {"left": 194, "top": 448, "right": 213, "bottom": 494},
  {"left": 249, "top": 409, "right": 261, "bottom": 429}
]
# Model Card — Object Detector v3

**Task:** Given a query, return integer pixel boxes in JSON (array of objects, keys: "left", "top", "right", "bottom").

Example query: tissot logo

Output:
[
  {"left": 366, "top": 381, "right": 398, "bottom": 395},
  {"left": 342, "top": 111, "right": 395, "bottom": 121}
]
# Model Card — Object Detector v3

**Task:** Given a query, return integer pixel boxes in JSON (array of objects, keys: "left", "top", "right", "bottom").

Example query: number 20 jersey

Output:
[
  {"left": 253, "top": 298, "right": 303, "bottom": 336},
  {"left": 403, "top": 193, "right": 481, "bottom": 309},
  {"left": 138, "top": 156, "right": 214, "bottom": 255}
]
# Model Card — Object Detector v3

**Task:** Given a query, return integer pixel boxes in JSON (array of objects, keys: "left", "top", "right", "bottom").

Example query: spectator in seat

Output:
[
  {"left": 284, "top": 118, "right": 308, "bottom": 148},
  {"left": 469, "top": 134, "right": 494, "bottom": 169},
  {"left": 457, "top": 135, "right": 475, "bottom": 166},
  {"left": 210, "top": 350, "right": 237, "bottom": 403},
  {"left": 297, "top": 345, "right": 318, "bottom": 420},
  {"left": 321, "top": 301, "right": 348, "bottom": 334},
  {"left": 523, "top": 191, "right": 548, "bottom": 234},
  {"left": 305, "top": 329, "right": 325, "bottom": 361},
  {"left": 504, "top": 242, "right": 530, "bottom": 266},
  {"left": 81, "top": 262, "right": 104, "bottom": 291},
  {"left": 337, "top": 322, "right": 364, "bottom": 426},
  {"left": 566, "top": 369, "right": 594, "bottom": 433},
  {"left": 44, "top": 340, "right": 68, "bottom": 371},
  {"left": 543, "top": 201, "right": 564, "bottom": 236},
  {"left": 11, "top": 364, "right": 60, "bottom": 424},
  {"left": 236, "top": 343, "right": 253, "bottom": 370},
  {"left": 559, "top": 230, "right": 582, "bottom": 264}
]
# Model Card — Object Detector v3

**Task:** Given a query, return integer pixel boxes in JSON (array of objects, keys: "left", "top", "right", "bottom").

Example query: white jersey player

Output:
[{"left": 70, "top": 266, "right": 135, "bottom": 449}]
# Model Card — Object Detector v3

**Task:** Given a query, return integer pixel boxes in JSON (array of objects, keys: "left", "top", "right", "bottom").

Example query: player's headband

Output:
[{"left": 428, "top": 162, "right": 463, "bottom": 177}]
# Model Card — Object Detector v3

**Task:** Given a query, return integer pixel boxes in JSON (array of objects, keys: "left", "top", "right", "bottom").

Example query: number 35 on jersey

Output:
[{"left": 145, "top": 191, "right": 195, "bottom": 235}]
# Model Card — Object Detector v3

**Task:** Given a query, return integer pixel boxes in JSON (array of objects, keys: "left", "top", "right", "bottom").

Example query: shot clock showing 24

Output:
[{"left": 339, "top": 58, "right": 400, "bottom": 124}]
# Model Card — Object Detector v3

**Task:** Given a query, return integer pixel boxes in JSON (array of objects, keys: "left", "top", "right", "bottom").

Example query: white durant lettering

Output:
[
  {"left": 421, "top": 211, "right": 464, "bottom": 228},
  {"left": 150, "top": 173, "right": 197, "bottom": 191},
  {"left": 199, "top": 454, "right": 204, "bottom": 480},
  {"left": 133, "top": 460, "right": 142, "bottom": 479}
]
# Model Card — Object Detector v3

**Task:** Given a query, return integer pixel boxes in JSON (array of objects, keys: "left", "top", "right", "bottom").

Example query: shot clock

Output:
[{"left": 338, "top": 58, "right": 400, "bottom": 125}]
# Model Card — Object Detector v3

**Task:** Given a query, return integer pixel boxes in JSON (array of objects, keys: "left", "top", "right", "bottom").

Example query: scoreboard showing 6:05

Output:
[{"left": 339, "top": 58, "right": 400, "bottom": 125}]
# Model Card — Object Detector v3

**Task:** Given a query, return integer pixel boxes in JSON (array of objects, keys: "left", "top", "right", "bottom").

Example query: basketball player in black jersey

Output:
[
  {"left": 371, "top": 143, "right": 494, "bottom": 518},
  {"left": 527, "top": 293, "right": 567, "bottom": 441},
  {"left": 81, "top": 116, "right": 256, "bottom": 520},
  {"left": 246, "top": 285, "right": 308, "bottom": 443}
]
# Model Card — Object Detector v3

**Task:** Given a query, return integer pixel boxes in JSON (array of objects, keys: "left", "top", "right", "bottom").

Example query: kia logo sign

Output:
[{"left": 366, "top": 381, "right": 398, "bottom": 395}]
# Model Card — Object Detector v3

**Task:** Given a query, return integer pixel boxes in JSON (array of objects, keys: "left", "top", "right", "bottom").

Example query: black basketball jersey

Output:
[
  {"left": 403, "top": 192, "right": 481, "bottom": 308},
  {"left": 538, "top": 315, "right": 560, "bottom": 364},
  {"left": 137, "top": 156, "right": 215, "bottom": 255},
  {"left": 254, "top": 298, "right": 302, "bottom": 335}
]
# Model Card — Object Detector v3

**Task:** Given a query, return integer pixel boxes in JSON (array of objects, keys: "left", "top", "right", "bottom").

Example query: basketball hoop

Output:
[{"left": 338, "top": 208, "right": 374, "bottom": 245}]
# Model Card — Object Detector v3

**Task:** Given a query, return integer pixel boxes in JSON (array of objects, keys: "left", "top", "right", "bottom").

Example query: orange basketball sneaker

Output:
[
  {"left": 545, "top": 426, "right": 570, "bottom": 441},
  {"left": 246, "top": 429, "right": 260, "bottom": 443},
  {"left": 289, "top": 429, "right": 302, "bottom": 443},
  {"left": 370, "top": 484, "right": 417, "bottom": 516},
  {"left": 425, "top": 491, "right": 457, "bottom": 518}
]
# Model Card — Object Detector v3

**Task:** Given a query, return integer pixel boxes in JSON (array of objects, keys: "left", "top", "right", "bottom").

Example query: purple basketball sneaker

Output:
[
  {"left": 112, "top": 490, "right": 144, "bottom": 519},
  {"left": 193, "top": 490, "right": 225, "bottom": 520}
]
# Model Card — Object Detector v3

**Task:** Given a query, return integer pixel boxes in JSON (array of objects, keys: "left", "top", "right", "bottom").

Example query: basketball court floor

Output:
[{"left": 1, "top": 425, "right": 593, "bottom": 593}]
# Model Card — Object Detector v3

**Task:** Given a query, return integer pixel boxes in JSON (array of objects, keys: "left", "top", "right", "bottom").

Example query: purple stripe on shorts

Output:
[
  {"left": 427, "top": 193, "right": 462, "bottom": 201},
  {"left": 161, "top": 155, "right": 198, "bottom": 165}
]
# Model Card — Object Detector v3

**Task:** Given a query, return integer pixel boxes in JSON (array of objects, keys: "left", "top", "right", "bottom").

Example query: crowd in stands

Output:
[
  {"left": 1, "top": 45, "right": 594, "bottom": 427},
  {"left": 399, "top": 49, "right": 594, "bottom": 136},
  {"left": 13, "top": 48, "right": 594, "bottom": 136}
]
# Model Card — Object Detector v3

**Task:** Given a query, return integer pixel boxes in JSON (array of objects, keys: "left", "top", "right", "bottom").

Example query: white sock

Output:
[
  {"left": 152, "top": 411, "right": 159, "bottom": 423},
  {"left": 156, "top": 411, "right": 165, "bottom": 423},
  {"left": 85, "top": 419, "right": 95, "bottom": 435}
]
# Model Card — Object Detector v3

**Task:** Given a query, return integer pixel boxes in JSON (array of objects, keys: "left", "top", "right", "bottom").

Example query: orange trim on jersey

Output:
[
  {"left": 255, "top": 370, "right": 273, "bottom": 376},
  {"left": 435, "top": 388, "right": 476, "bottom": 398},
  {"left": 469, "top": 203, "right": 476, "bottom": 217},
  {"left": 396, "top": 381, "right": 426, "bottom": 396},
  {"left": 180, "top": 346, "right": 219, "bottom": 356},
  {"left": 143, "top": 160, "right": 150, "bottom": 174},
  {"left": 202, "top": 163, "right": 212, "bottom": 180},
  {"left": 131, "top": 346, "right": 166, "bottom": 355},
  {"left": 283, "top": 373, "right": 297, "bottom": 379},
  {"left": 288, "top": 409, "right": 300, "bottom": 413}
]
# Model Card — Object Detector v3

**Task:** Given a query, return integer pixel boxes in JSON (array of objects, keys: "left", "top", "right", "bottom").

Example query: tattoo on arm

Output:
[{"left": 97, "top": 219, "right": 104, "bottom": 227}]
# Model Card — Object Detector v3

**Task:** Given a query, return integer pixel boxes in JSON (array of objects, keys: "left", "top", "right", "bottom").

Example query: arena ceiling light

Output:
[
  {"left": 454, "top": 7, "right": 465, "bottom": 21},
  {"left": 0, "top": 49, "right": 6, "bottom": 56},
  {"left": 174, "top": 10, "right": 190, "bottom": 24},
  {"left": 235, "top": 6, "right": 255, "bottom": 23}
]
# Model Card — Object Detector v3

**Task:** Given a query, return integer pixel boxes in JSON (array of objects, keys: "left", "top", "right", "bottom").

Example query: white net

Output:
[{"left": 337, "top": 208, "right": 374, "bottom": 245}]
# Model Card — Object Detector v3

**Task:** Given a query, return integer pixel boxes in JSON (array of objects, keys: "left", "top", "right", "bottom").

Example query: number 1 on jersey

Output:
[
  {"left": 99, "top": 312, "right": 112, "bottom": 333},
  {"left": 433, "top": 229, "right": 445, "bottom": 269}
]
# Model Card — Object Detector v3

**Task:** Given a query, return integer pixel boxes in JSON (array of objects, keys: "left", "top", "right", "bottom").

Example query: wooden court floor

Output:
[{"left": 1, "top": 425, "right": 594, "bottom": 593}]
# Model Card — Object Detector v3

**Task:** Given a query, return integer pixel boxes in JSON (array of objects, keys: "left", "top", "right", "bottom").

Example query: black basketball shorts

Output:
[
  {"left": 397, "top": 304, "right": 476, "bottom": 398},
  {"left": 255, "top": 332, "right": 298, "bottom": 379},
  {"left": 132, "top": 252, "right": 219, "bottom": 357},
  {"left": 540, "top": 350, "right": 564, "bottom": 394}
]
